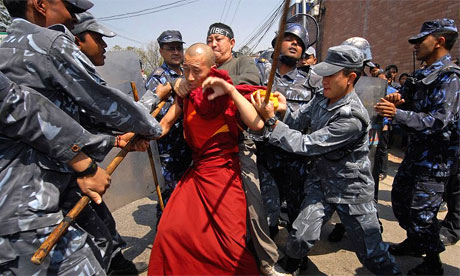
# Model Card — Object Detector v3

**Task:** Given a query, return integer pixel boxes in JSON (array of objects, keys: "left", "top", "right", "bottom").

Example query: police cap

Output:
[
  {"left": 72, "top": 12, "right": 116, "bottom": 37},
  {"left": 64, "top": 0, "right": 93, "bottom": 13},
  {"left": 313, "top": 45, "right": 364, "bottom": 77},
  {"left": 409, "top": 18, "right": 458, "bottom": 44},
  {"left": 157, "top": 30, "right": 185, "bottom": 45},
  {"left": 341, "top": 37, "right": 375, "bottom": 68}
]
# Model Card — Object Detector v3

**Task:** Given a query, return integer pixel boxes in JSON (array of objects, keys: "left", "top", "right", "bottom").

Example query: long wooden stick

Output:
[
  {"left": 31, "top": 94, "right": 166, "bottom": 265},
  {"left": 264, "top": 0, "right": 292, "bottom": 103},
  {"left": 130, "top": 82, "right": 165, "bottom": 210}
]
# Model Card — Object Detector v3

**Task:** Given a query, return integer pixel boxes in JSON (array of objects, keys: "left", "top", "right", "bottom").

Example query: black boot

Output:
[
  {"left": 407, "top": 253, "right": 443, "bottom": 275},
  {"left": 299, "top": 256, "right": 309, "bottom": 271},
  {"left": 282, "top": 257, "right": 301, "bottom": 275},
  {"left": 328, "top": 223, "right": 345, "bottom": 242},
  {"left": 389, "top": 238, "right": 424, "bottom": 257},
  {"left": 108, "top": 252, "right": 148, "bottom": 275}
]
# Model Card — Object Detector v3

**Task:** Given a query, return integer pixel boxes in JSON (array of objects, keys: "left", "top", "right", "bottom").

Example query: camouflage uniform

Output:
[
  {"left": 0, "top": 73, "right": 112, "bottom": 275},
  {"left": 256, "top": 67, "right": 321, "bottom": 230},
  {"left": 391, "top": 54, "right": 460, "bottom": 255},
  {"left": 144, "top": 63, "right": 192, "bottom": 218},
  {"left": 0, "top": 1, "right": 11, "bottom": 32},
  {"left": 267, "top": 90, "right": 400, "bottom": 275},
  {"left": 0, "top": 19, "right": 162, "bottom": 274}
]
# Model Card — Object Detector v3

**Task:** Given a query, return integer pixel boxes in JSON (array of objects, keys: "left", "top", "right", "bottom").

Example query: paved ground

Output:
[{"left": 112, "top": 148, "right": 460, "bottom": 275}]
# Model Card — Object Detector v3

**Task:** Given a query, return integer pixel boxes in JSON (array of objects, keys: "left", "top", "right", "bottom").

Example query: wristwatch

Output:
[
  {"left": 74, "top": 158, "right": 98, "bottom": 178},
  {"left": 264, "top": 116, "right": 278, "bottom": 131}
]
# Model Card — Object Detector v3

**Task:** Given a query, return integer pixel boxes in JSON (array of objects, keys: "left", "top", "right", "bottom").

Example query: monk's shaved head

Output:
[{"left": 185, "top": 43, "right": 215, "bottom": 67}]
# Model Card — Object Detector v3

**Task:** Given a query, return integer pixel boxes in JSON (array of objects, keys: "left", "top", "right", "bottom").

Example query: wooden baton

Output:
[
  {"left": 31, "top": 93, "right": 166, "bottom": 265},
  {"left": 264, "top": 0, "right": 292, "bottom": 103}
]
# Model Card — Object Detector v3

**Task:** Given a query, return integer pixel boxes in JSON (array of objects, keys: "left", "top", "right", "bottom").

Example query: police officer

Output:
[
  {"left": 71, "top": 12, "right": 148, "bottom": 274},
  {"left": 256, "top": 23, "right": 321, "bottom": 242},
  {"left": 253, "top": 45, "right": 401, "bottom": 275},
  {"left": 329, "top": 37, "right": 382, "bottom": 242},
  {"left": 0, "top": 0, "right": 162, "bottom": 274},
  {"left": 0, "top": 71, "right": 115, "bottom": 275},
  {"left": 143, "top": 30, "right": 193, "bottom": 222},
  {"left": 375, "top": 18, "right": 460, "bottom": 275}
]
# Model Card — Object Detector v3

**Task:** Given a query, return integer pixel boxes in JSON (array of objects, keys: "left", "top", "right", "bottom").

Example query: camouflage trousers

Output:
[
  {"left": 286, "top": 193, "right": 400, "bottom": 275},
  {"left": 392, "top": 164, "right": 446, "bottom": 254},
  {"left": 440, "top": 159, "right": 460, "bottom": 243},
  {"left": 257, "top": 156, "right": 308, "bottom": 229},
  {"left": 0, "top": 225, "right": 105, "bottom": 275}
]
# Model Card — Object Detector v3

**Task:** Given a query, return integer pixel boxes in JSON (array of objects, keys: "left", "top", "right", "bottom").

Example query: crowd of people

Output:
[{"left": 0, "top": 0, "right": 459, "bottom": 276}]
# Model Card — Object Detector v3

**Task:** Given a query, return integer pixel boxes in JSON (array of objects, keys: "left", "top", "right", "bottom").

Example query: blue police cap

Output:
[
  {"left": 313, "top": 45, "right": 364, "bottom": 77},
  {"left": 157, "top": 30, "right": 185, "bottom": 45},
  {"left": 72, "top": 12, "right": 116, "bottom": 37},
  {"left": 64, "top": 0, "right": 93, "bottom": 13},
  {"left": 409, "top": 18, "right": 458, "bottom": 44}
]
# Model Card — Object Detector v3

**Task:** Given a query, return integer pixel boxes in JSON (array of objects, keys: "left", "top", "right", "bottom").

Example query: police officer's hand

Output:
[
  {"left": 115, "top": 133, "right": 150, "bottom": 152},
  {"left": 68, "top": 152, "right": 110, "bottom": 204},
  {"left": 384, "top": 92, "right": 405, "bottom": 106},
  {"left": 156, "top": 83, "right": 172, "bottom": 100},
  {"left": 174, "top": 78, "right": 191, "bottom": 98},
  {"left": 251, "top": 90, "right": 275, "bottom": 121},
  {"left": 374, "top": 98, "right": 397, "bottom": 118}
]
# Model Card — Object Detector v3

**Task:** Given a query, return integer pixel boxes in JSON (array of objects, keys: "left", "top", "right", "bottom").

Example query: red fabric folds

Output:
[{"left": 148, "top": 68, "right": 260, "bottom": 275}]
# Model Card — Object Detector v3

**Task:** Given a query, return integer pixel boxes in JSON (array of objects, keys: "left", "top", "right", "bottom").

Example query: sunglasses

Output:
[{"left": 163, "top": 46, "right": 183, "bottom": 51}]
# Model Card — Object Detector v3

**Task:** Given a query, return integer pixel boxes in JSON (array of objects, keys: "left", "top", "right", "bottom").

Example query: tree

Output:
[{"left": 0, "top": 0, "right": 11, "bottom": 32}]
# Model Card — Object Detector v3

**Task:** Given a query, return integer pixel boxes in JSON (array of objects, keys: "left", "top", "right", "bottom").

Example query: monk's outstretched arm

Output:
[
  {"left": 203, "top": 77, "right": 264, "bottom": 131},
  {"left": 159, "top": 99, "right": 183, "bottom": 139}
]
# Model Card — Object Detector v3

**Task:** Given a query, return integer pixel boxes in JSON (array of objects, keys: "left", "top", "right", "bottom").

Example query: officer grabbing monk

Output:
[
  {"left": 252, "top": 44, "right": 401, "bottom": 275},
  {"left": 375, "top": 18, "right": 460, "bottom": 275},
  {"left": 256, "top": 23, "right": 321, "bottom": 243}
]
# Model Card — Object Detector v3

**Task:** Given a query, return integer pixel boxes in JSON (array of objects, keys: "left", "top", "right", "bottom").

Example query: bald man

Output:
[{"left": 148, "top": 43, "right": 263, "bottom": 275}]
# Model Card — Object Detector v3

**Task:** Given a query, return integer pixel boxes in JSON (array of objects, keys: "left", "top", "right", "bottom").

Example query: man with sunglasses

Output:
[
  {"left": 144, "top": 30, "right": 193, "bottom": 223},
  {"left": 375, "top": 18, "right": 460, "bottom": 275}
]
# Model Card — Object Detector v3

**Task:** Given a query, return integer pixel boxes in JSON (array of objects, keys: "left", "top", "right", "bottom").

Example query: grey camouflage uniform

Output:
[
  {"left": 0, "top": 73, "right": 110, "bottom": 275},
  {"left": 256, "top": 67, "right": 320, "bottom": 231},
  {"left": 0, "top": 19, "right": 162, "bottom": 275},
  {"left": 267, "top": 90, "right": 400, "bottom": 275}
]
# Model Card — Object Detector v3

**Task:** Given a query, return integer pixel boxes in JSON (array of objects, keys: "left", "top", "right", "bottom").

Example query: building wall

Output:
[{"left": 317, "top": 0, "right": 460, "bottom": 76}]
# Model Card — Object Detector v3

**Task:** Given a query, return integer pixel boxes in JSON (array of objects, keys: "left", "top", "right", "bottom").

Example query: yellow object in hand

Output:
[{"left": 253, "top": 89, "right": 279, "bottom": 110}]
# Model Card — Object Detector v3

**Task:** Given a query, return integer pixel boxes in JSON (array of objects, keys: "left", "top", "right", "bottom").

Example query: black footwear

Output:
[
  {"left": 109, "top": 253, "right": 148, "bottom": 275},
  {"left": 440, "top": 232, "right": 458, "bottom": 246},
  {"left": 389, "top": 239, "right": 424, "bottom": 257},
  {"left": 407, "top": 254, "right": 443, "bottom": 275},
  {"left": 299, "top": 256, "right": 309, "bottom": 271},
  {"left": 328, "top": 223, "right": 345, "bottom": 242},
  {"left": 281, "top": 257, "right": 301, "bottom": 275}
]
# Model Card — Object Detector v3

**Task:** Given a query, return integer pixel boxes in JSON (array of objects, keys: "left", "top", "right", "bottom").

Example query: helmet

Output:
[
  {"left": 272, "top": 23, "right": 309, "bottom": 53},
  {"left": 341, "top": 37, "right": 376, "bottom": 67}
]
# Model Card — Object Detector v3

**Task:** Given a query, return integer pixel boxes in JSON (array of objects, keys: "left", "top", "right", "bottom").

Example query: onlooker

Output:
[
  {"left": 385, "top": 64, "right": 401, "bottom": 88},
  {"left": 398, "top": 73, "right": 410, "bottom": 86},
  {"left": 370, "top": 63, "right": 381, "bottom": 77}
]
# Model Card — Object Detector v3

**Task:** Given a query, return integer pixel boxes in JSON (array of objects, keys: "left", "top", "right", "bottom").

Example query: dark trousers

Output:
[
  {"left": 392, "top": 164, "right": 446, "bottom": 254},
  {"left": 440, "top": 159, "right": 460, "bottom": 243},
  {"left": 372, "top": 129, "right": 389, "bottom": 201}
]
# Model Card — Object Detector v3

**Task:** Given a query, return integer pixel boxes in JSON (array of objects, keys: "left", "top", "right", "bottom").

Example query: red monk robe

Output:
[{"left": 148, "top": 68, "right": 263, "bottom": 275}]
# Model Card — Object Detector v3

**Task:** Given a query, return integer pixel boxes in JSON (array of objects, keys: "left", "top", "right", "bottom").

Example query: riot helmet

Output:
[
  {"left": 341, "top": 37, "right": 376, "bottom": 67},
  {"left": 272, "top": 23, "right": 309, "bottom": 53}
]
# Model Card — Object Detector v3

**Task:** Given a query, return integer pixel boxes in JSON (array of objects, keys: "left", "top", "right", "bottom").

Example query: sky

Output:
[{"left": 89, "top": 0, "right": 283, "bottom": 52}]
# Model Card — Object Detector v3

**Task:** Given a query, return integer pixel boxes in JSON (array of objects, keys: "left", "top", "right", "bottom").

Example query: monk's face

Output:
[{"left": 183, "top": 53, "right": 211, "bottom": 90}]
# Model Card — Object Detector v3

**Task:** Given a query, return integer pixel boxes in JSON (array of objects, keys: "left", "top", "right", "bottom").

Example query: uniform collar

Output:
[
  {"left": 276, "top": 66, "right": 298, "bottom": 81},
  {"left": 161, "top": 62, "right": 182, "bottom": 77},
  {"left": 419, "top": 54, "right": 452, "bottom": 77},
  {"left": 319, "top": 89, "right": 356, "bottom": 112}
]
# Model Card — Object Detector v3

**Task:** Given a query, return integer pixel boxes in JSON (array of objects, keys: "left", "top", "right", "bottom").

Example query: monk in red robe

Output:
[{"left": 148, "top": 43, "right": 264, "bottom": 275}]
